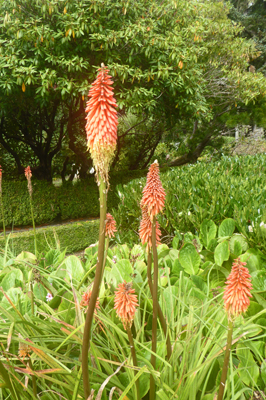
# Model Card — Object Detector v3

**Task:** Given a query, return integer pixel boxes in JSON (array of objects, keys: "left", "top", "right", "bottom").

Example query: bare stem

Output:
[
  {"left": 150, "top": 216, "right": 159, "bottom": 400},
  {"left": 82, "top": 178, "right": 107, "bottom": 399},
  {"left": 0, "top": 193, "right": 6, "bottom": 243},
  {"left": 147, "top": 252, "right": 172, "bottom": 360},
  {"left": 217, "top": 318, "right": 234, "bottom": 400},
  {"left": 29, "top": 196, "right": 37, "bottom": 256},
  {"left": 126, "top": 326, "right": 140, "bottom": 400}
]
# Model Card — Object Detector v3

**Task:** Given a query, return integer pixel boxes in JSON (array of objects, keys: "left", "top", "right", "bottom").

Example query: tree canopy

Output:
[{"left": 0, "top": 0, "right": 266, "bottom": 179}]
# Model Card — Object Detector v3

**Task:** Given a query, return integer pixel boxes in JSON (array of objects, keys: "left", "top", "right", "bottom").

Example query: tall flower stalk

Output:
[
  {"left": 217, "top": 258, "right": 252, "bottom": 400},
  {"left": 82, "top": 64, "right": 118, "bottom": 399},
  {"left": 25, "top": 166, "right": 37, "bottom": 255},
  {"left": 0, "top": 166, "right": 6, "bottom": 243},
  {"left": 139, "top": 161, "right": 166, "bottom": 399},
  {"left": 114, "top": 281, "right": 140, "bottom": 400}
]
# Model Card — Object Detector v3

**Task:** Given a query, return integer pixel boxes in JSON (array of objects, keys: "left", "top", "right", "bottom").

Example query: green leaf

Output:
[
  {"left": 229, "top": 234, "right": 248, "bottom": 253},
  {"left": 214, "top": 241, "right": 230, "bottom": 266},
  {"left": 179, "top": 243, "right": 201, "bottom": 275},
  {"left": 63, "top": 255, "right": 85, "bottom": 282},
  {"left": 1, "top": 269, "right": 23, "bottom": 291},
  {"left": 251, "top": 270, "right": 266, "bottom": 292},
  {"left": 218, "top": 218, "right": 235, "bottom": 238},
  {"left": 33, "top": 282, "right": 47, "bottom": 301},
  {"left": 200, "top": 220, "right": 217, "bottom": 247},
  {"left": 232, "top": 240, "right": 242, "bottom": 257},
  {"left": 106, "top": 259, "right": 133, "bottom": 288},
  {"left": 236, "top": 345, "right": 259, "bottom": 386}
]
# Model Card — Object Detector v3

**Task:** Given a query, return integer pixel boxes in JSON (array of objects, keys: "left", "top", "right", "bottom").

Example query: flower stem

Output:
[
  {"left": 147, "top": 252, "right": 172, "bottom": 361},
  {"left": 126, "top": 326, "right": 140, "bottom": 400},
  {"left": 28, "top": 359, "right": 37, "bottom": 398},
  {"left": 217, "top": 319, "right": 234, "bottom": 400},
  {"left": 0, "top": 193, "right": 6, "bottom": 243},
  {"left": 150, "top": 216, "right": 159, "bottom": 400},
  {"left": 29, "top": 196, "right": 37, "bottom": 256},
  {"left": 82, "top": 177, "right": 107, "bottom": 399}
]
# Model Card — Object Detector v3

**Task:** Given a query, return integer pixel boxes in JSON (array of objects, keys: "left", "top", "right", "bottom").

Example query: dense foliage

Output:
[
  {"left": 0, "top": 217, "right": 266, "bottom": 399},
  {"left": 0, "top": 169, "right": 145, "bottom": 227},
  {"left": 113, "top": 154, "right": 266, "bottom": 247}
]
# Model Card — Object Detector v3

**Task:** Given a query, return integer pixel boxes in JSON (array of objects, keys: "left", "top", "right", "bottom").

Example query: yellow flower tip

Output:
[
  {"left": 85, "top": 64, "right": 118, "bottom": 181},
  {"left": 105, "top": 213, "right": 117, "bottom": 238},
  {"left": 223, "top": 258, "right": 252, "bottom": 317},
  {"left": 139, "top": 203, "right": 161, "bottom": 251},
  {"left": 114, "top": 281, "right": 139, "bottom": 330},
  {"left": 141, "top": 161, "right": 165, "bottom": 219},
  {"left": 80, "top": 290, "right": 100, "bottom": 314}
]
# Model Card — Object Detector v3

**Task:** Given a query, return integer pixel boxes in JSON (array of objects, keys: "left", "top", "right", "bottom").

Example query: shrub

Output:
[
  {"left": 0, "top": 169, "right": 146, "bottom": 229},
  {"left": 0, "top": 219, "right": 100, "bottom": 255}
]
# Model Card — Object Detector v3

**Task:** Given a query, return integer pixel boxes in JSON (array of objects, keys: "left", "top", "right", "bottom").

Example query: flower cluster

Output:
[
  {"left": 139, "top": 161, "right": 165, "bottom": 250},
  {"left": 25, "top": 166, "right": 32, "bottom": 197},
  {"left": 139, "top": 204, "right": 161, "bottom": 251},
  {"left": 114, "top": 281, "right": 138, "bottom": 329},
  {"left": 223, "top": 258, "right": 252, "bottom": 317},
  {"left": 141, "top": 161, "right": 165, "bottom": 219},
  {"left": 105, "top": 213, "right": 117, "bottom": 238},
  {"left": 85, "top": 64, "right": 118, "bottom": 182}
]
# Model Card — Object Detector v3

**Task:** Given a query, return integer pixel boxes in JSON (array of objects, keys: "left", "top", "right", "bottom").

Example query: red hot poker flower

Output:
[
  {"left": 105, "top": 213, "right": 117, "bottom": 238},
  {"left": 139, "top": 204, "right": 161, "bottom": 251},
  {"left": 223, "top": 258, "right": 252, "bottom": 317},
  {"left": 85, "top": 64, "right": 118, "bottom": 181},
  {"left": 114, "top": 281, "right": 139, "bottom": 330},
  {"left": 141, "top": 161, "right": 165, "bottom": 219},
  {"left": 24, "top": 166, "right": 32, "bottom": 196},
  {"left": 24, "top": 166, "right": 32, "bottom": 179}
]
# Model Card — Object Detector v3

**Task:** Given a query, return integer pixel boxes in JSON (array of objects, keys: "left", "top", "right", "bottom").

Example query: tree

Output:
[{"left": 0, "top": 0, "right": 265, "bottom": 179}]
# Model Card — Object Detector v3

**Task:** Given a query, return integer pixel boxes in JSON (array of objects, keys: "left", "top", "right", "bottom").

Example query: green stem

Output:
[
  {"left": 29, "top": 196, "right": 37, "bottom": 256},
  {"left": 82, "top": 178, "right": 107, "bottom": 399},
  {"left": 147, "top": 252, "right": 172, "bottom": 361},
  {"left": 126, "top": 326, "right": 140, "bottom": 400},
  {"left": 0, "top": 359, "right": 21, "bottom": 400},
  {"left": 30, "top": 281, "right": 34, "bottom": 316},
  {"left": 0, "top": 193, "right": 6, "bottom": 243},
  {"left": 217, "top": 318, "right": 234, "bottom": 400},
  {"left": 150, "top": 216, "right": 159, "bottom": 400},
  {"left": 28, "top": 359, "right": 37, "bottom": 398}
]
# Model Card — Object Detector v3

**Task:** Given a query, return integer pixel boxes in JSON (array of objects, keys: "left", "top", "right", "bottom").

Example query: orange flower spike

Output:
[
  {"left": 24, "top": 166, "right": 32, "bottom": 180},
  {"left": 141, "top": 161, "right": 165, "bottom": 219},
  {"left": 223, "top": 258, "right": 252, "bottom": 317},
  {"left": 105, "top": 213, "right": 117, "bottom": 238},
  {"left": 139, "top": 204, "right": 161, "bottom": 250},
  {"left": 24, "top": 166, "right": 33, "bottom": 197},
  {"left": 114, "top": 282, "right": 139, "bottom": 329},
  {"left": 85, "top": 64, "right": 118, "bottom": 181}
]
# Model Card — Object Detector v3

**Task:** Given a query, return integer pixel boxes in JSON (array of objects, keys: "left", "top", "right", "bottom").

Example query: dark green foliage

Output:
[{"left": 0, "top": 220, "right": 100, "bottom": 255}]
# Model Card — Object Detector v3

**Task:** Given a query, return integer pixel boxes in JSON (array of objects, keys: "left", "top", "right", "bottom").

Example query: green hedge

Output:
[
  {"left": 0, "top": 220, "right": 100, "bottom": 255},
  {"left": 0, "top": 169, "right": 146, "bottom": 228}
]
